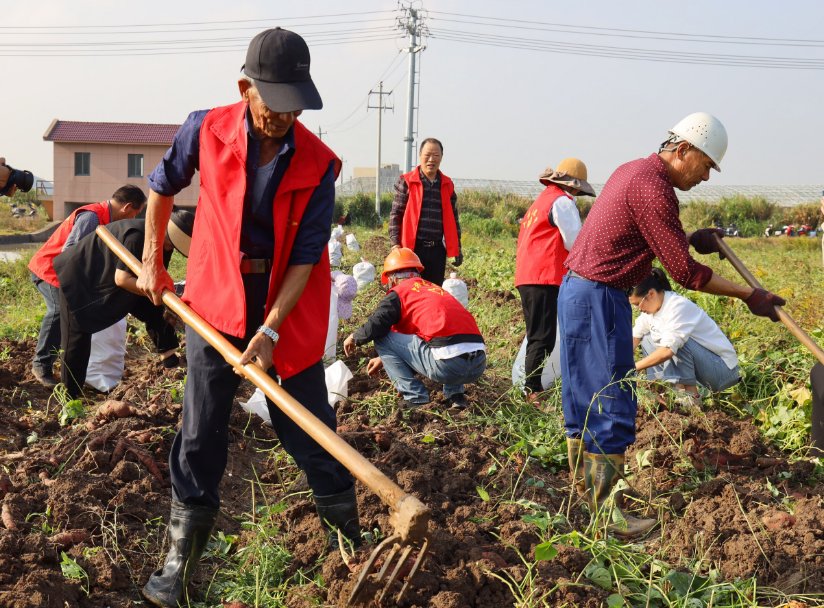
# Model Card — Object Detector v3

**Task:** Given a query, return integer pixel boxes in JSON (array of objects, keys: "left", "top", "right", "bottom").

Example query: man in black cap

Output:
[
  {"left": 53, "top": 209, "right": 195, "bottom": 399},
  {"left": 136, "top": 29, "right": 356, "bottom": 607}
]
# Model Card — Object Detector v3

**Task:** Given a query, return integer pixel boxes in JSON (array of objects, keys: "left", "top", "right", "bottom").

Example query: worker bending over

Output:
[
  {"left": 53, "top": 210, "right": 193, "bottom": 398},
  {"left": 344, "top": 248, "right": 486, "bottom": 411},
  {"left": 28, "top": 185, "right": 145, "bottom": 386},
  {"left": 560, "top": 113, "right": 785, "bottom": 537},
  {"left": 629, "top": 268, "right": 741, "bottom": 409},
  {"left": 389, "top": 138, "right": 462, "bottom": 285},
  {"left": 515, "top": 159, "right": 594, "bottom": 402},
  {"left": 135, "top": 29, "right": 358, "bottom": 607}
]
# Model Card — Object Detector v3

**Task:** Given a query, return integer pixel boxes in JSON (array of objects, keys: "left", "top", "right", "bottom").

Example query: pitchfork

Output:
[{"left": 96, "top": 226, "right": 431, "bottom": 606}]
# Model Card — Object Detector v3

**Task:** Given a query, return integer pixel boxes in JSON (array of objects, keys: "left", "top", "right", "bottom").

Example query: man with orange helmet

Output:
[{"left": 343, "top": 248, "right": 485, "bottom": 411}]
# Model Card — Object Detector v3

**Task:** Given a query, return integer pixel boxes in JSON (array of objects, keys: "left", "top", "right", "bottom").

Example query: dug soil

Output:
[{"left": 1, "top": 337, "right": 824, "bottom": 607}]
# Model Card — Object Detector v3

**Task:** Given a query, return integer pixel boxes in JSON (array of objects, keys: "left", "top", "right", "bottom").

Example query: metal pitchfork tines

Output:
[{"left": 95, "top": 226, "right": 432, "bottom": 607}]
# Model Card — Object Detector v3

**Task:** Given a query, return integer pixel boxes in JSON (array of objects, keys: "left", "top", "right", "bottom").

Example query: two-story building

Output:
[{"left": 43, "top": 120, "right": 200, "bottom": 221}]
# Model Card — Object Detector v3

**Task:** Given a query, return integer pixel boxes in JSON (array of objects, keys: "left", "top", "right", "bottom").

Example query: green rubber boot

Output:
[
  {"left": 567, "top": 438, "right": 585, "bottom": 496},
  {"left": 583, "top": 452, "right": 657, "bottom": 539}
]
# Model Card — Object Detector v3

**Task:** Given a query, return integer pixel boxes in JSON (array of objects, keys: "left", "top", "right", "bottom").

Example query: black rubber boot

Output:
[
  {"left": 314, "top": 485, "right": 363, "bottom": 550},
  {"left": 142, "top": 501, "right": 219, "bottom": 607}
]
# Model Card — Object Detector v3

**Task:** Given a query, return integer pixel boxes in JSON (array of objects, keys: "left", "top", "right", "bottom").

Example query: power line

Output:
[
  {"left": 0, "top": 10, "right": 397, "bottom": 30},
  {"left": 427, "top": 10, "right": 824, "bottom": 47},
  {"left": 430, "top": 29, "right": 824, "bottom": 70},
  {"left": 0, "top": 35, "right": 402, "bottom": 57}
]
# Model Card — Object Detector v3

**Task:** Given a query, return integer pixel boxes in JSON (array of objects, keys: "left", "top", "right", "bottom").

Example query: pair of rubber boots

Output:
[
  {"left": 567, "top": 438, "right": 657, "bottom": 539},
  {"left": 142, "top": 487, "right": 362, "bottom": 607}
]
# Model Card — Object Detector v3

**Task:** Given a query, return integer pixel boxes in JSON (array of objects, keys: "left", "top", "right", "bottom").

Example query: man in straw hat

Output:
[
  {"left": 135, "top": 28, "right": 360, "bottom": 606},
  {"left": 343, "top": 248, "right": 486, "bottom": 411},
  {"left": 560, "top": 113, "right": 786, "bottom": 538},
  {"left": 515, "top": 158, "right": 595, "bottom": 402},
  {"left": 53, "top": 209, "right": 195, "bottom": 399}
]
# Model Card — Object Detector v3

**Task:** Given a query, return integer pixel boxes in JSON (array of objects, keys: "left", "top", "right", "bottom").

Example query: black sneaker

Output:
[
  {"left": 32, "top": 366, "right": 57, "bottom": 388},
  {"left": 448, "top": 393, "right": 468, "bottom": 411}
]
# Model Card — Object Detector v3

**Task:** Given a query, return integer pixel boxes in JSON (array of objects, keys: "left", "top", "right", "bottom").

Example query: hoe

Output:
[
  {"left": 715, "top": 234, "right": 824, "bottom": 367},
  {"left": 96, "top": 225, "right": 430, "bottom": 607}
]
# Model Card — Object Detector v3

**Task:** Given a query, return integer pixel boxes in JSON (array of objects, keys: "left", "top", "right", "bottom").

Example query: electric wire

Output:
[
  {"left": 430, "top": 29, "right": 824, "bottom": 70},
  {"left": 427, "top": 10, "right": 824, "bottom": 47},
  {"left": 0, "top": 10, "right": 397, "bottom": 30}
]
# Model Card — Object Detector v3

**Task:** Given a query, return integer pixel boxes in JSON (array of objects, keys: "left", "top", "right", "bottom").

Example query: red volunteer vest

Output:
[
  {"left": 400, "top": 168, "right": 460, "bottom": 257},
  {"left": 28, "top": 202, "right": 111, "bottom": 287},
  {"left": 515, "top": 184, "right": 572, "bottom": 287},
  {"left": 182, "top": 102, "right": 340, "bottom": 380},
  {"left": 390, "top": 277, "right": 482, "bottom": 342}
]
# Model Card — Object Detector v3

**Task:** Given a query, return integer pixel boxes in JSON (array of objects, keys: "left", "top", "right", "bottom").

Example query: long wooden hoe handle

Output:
[
  {"left": 714, "top": 234, "right": 824, "bottom": 367},
  {"left": 95, "top": 226, "right": 430, "bottom": 542}
]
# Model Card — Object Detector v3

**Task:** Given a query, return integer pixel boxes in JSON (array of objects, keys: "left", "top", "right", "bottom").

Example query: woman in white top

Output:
[{"left": 628, "top": 268, "right": 741, "bottom": 406}]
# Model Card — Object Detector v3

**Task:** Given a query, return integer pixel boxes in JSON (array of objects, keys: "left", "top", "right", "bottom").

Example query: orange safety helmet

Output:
[{"left": 381, "top": 248, "right": 424, "bottom": 284}]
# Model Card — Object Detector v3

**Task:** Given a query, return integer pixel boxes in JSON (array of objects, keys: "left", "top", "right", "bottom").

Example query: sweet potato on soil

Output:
[
  {"left": 762, "top": 512, "right": 797, "bottom": 530},
  {"left": 48, "top": 529, "right": 89, "bottom": 550},
  {"left": 1, "top": 503, "right": 16, "bottom": 530},
  {"left": 126, "top": 446, "right": 164, "bottom": 484},
  {"left": 88, "top": 434, "right": 113, "bottom": 449},
  {"left": 110, "top": 438, "right": 129, "bottom": 466},
  {"left": 97, "top": 400, "right": 140, "bottom": 419},
  {"left": 221, "top": 601, "right": 253, "bottom": 608},
  {"left": 38, "top": 471, "right": 55, "bottom": 486},
  {"left": 755, "top": 457, "right": 784, "bottom": 468},
  {"left": 0, "top": 476, "right": 12, "bottom": 498}
]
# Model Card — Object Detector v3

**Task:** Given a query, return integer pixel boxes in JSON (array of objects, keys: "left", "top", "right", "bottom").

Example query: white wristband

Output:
[{"left": 257, "top": 325, "right": 279, "bottom": 344}]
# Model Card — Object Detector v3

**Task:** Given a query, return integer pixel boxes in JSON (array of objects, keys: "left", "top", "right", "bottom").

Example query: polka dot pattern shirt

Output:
[{"left": 565, "top": 154, "right": 713, "bottom": 291}]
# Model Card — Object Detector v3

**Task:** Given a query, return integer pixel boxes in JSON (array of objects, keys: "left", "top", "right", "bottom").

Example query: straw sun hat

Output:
[{"left": 538, "top": 158, "right": 596, "bottom": 197}]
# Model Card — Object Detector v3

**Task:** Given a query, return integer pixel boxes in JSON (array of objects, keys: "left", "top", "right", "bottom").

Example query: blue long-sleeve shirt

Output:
[{"left": 148, "top": 108, "right": 335, "bottom": 265}]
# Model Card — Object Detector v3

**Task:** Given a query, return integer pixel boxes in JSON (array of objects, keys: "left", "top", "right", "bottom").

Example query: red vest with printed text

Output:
[
  {"left": 400, "top": 168, "right": 460, "bottom": 257},
  {"left": 182, "top": 101, "right": 340, "bottom": 380},
  {"left": 28, "top": 202, "right": 111, "bottom": 287},
  {"left": 390, "top": 277, "right": 482, "bottom": 342},
  {"left": 515, "top": 184, "right": 572, "bottom": 287}
]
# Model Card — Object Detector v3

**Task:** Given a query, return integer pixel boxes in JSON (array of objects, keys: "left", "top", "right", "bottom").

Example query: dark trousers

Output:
[
  {"left": 59, "top": 292, "right": 179, "bottom": 399},
  {"left": 32, "top": 271, "right": 61, "bottom": 371},
  {"left": 518, "top": 284, "right": 560, "bottom": 394},
  {"left": 169, "top": 274, "right": 352, "bottom": 508},
  {"left": 414, "top": 241, "right": 447, "bottom": 286},
  {"left": 811, "top": 363, "right": 824, "bottom": 456}
]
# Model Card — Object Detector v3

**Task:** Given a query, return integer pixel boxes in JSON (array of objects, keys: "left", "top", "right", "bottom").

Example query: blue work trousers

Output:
[
  {"left": 31, "top": 271, "right": 61, "bottom": 371},
  {"left": 559, "top": 275, "right": 636, "bottom": 455},
  {"left": 374, "top": 331, "right": 486, "bottom": 403}
]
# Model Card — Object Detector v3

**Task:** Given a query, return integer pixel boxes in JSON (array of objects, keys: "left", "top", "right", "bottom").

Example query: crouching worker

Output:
[
  {"left": 629, "top": 268, "right": 741, "bottom": 409},
  {"left": 343, "top": 248, "right": 486, "bottom": 411},
  {"left": 52, "top": 209, "right": 194, "bottom": 399}
]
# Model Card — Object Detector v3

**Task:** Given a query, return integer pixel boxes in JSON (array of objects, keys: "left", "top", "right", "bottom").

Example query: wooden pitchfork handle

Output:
[
  {"left": 714, "top": 233, "right": 824, "bottom": 367},
  {"left": 95, "top": 225, "right": 431, "bottom": 543}
]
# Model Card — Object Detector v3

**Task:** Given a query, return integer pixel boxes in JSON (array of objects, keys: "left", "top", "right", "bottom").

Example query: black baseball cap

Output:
[{"left": 242, "top": 28, "right": 322, "bottom": 113}]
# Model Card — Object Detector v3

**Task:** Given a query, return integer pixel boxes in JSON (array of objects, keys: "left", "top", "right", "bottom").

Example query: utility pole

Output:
[
  {"left": 367, "top": 81, "right": 393, "bottom": 218},
  {"left": 316, "top": 126, "right": 327, "bottom": 141},
  {"left": 338, "top": 157, "right": 345, "bottom": 187},
  {"left": 399, "top": 4, "right": 426, "bottom": 173}
]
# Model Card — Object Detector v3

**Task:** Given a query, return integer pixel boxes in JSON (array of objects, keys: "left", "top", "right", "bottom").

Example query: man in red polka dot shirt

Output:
[{"left": 559, "top": 113, "right": 785, "bottom": 538}]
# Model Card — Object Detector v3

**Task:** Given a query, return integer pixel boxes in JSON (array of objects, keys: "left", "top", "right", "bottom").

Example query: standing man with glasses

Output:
[{"left": 389, "top": 138, "right": 462, "bottom": 286}]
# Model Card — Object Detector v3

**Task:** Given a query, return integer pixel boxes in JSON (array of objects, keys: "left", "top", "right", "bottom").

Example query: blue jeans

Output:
[
  {"left": 559, "top": 275, "right": 636, "bottom": 455},
  {"left": 374, "top": 332, "right": 487, "bottom": 403},
  {"left": 640, "top": 335, "right": 741, "bottom": 392},
  {"left": 31, "top": 271, "right": 61, "bottom": 371}
]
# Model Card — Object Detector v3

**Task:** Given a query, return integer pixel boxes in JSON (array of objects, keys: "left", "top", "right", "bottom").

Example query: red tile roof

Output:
[{"left": 44, "top": 120, "right": 180, "bottom": 144}]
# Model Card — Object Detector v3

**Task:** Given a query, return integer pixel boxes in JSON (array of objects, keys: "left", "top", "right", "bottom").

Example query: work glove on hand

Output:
[
  {"left": 744, "top": 288, "right": 786, "bottom": 322},
  {"left": 453, "top": 253, "right": 463, "bottom": 267},
  {"left": 689, "top": 228, "right": 726, "bottom": 258}
]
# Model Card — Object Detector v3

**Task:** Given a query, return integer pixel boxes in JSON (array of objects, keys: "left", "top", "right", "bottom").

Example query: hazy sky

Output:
[{"left": 4, "top": 0, "right": 824, "bottom": 186}]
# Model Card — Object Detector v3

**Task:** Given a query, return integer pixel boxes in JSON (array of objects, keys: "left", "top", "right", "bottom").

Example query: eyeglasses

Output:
[{"left": 632, "top": 293, "right": 648, "bottom": 311}]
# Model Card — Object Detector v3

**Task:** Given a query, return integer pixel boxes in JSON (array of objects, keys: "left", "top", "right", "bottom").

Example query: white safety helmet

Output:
[{"left": 667, "top": 112, "right": 728, "bottom": 172}]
